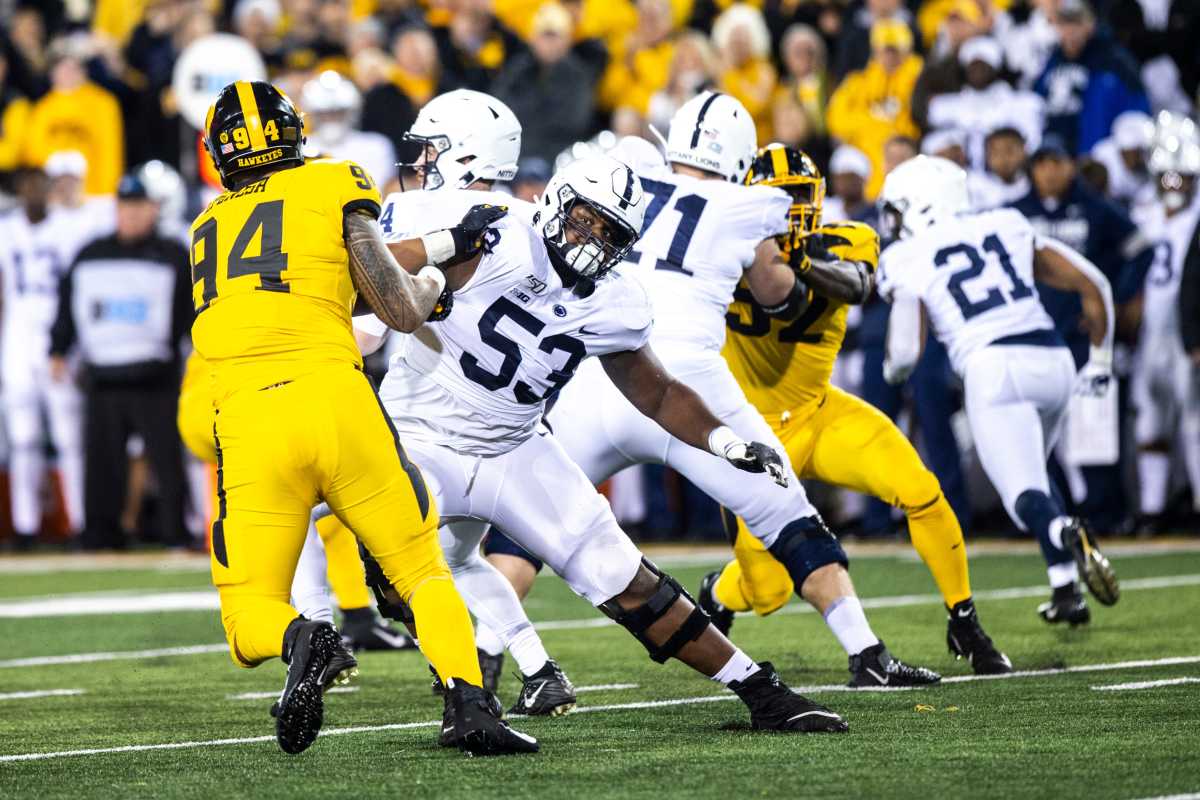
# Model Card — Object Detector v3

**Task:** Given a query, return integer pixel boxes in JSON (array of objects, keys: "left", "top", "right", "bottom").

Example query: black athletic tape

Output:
[
  {"left": 648, "top": 606, "right": 710, "bottom": 663},
  {"left": 600, "top": 559, "right": 711, "bottom": 663},
  {"left": 689, "top": 92, "right": 723, "bottom": 149}
]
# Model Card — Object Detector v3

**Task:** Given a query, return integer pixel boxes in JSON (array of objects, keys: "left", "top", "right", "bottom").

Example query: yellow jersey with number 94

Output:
[
  {"left": 722, "top": 220, "right": 879, "bottom": 416},
  {"left": 189, "top": 157, "right": 381, "bottom": 401}
]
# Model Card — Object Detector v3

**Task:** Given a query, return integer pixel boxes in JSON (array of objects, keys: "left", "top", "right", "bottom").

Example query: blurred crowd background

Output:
[{"left": 0, "top": 0, "right": 1197, "bottom": 552}]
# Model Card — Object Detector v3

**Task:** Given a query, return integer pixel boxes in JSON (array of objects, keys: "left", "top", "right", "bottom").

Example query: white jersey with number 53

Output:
[
  {"left": 359, "top": 188, "right": 653, "bottom": 456},
  {"left": 623, "top": 173, "right": 790, "bottom": 360},
  {"left": 878, "top": 207, "right": 1056, "bottom": 375}
]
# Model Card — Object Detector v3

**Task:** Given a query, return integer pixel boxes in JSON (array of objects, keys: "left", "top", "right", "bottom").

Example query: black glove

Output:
[
  {"left": 359, "top": 543, "right": 415, "bottom": 624},
  {"left": 445, "top": 203, "right": 508, "bottom": 265},
  {"left": 427, "top": 286, "right": 454, "bottom": 322},
  {"left": 800, "top": 231, "right": 851, "bottom": 267},
  {"left": 723, "top": 440, "right": 789, "bottom": 487}
]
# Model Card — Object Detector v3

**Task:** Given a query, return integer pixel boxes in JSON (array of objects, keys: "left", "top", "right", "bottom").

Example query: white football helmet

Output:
[
  {"left": 300, "top": 71, "right": 361, "bottom": 145},
  {"left": 136, "top": 160, "right": 187, "bottom": 226},
  {"left": 402, "top": 89, "right": 521, "bottom": 190},
  {"left": 533, "top": 154, "right": 645, "bottom": 281},
  {"left": 878, "top": 155, "right": 970, "bottom": 239},
  {"left": 1148, "top": 112, "right": 1200, "bottom": 211},
  {"left": 665, "top": 91, "right": 758, "bottom": 183}
]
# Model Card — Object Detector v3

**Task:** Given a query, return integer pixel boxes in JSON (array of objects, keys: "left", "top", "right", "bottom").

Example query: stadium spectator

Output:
[
  {"left": 972, "top": 125, "right": 1031, "bottom": 209},
  {"left": 822, "top": 144, "right": 872, "bottom": 221},
  {"left": 1087, "top": 109, "right": 1156, "bottom": 209},
  {"left": 831, "top": 0, "right": 919, "bottom": 81},
  {"left": 712, "top": 4, "right": 776, "bottom": 143},
  {"left": 232, "top": 0, "right": 284, "bottom": 71},
  {"left": 0, "top": 51, "right": 31, "bottom": 175},
  {"left": 827, "top": 18, "right": 922, "bottom": 198},
  {"left": 1033, "top": 0, "right": 1149, "bottom": 155},
  {"left": 4, "top": 6, "right": 50, "bottom": 98},
  {"left": 996, "top": 0, "right": 1059, "bottom": 89},
  {"left": 434, "top": 0, "right": 526, "bottom": 92},
  {"left": 926, "top": 36, "right": 1045, "bottom": 169},
  {"left": 301, "top": 71, "right": 397, "bottom": 188},
  {"left": 493, "top": 3, "right": 596, "bottom": 163},
  {"left": 773, "top": 24, "right": 828, "bottom": 142},
  {"left": 597, "top": 0, "right": 675, "bottom": 117},
  {"left": 23, "top": 38, "right": 123, "bottom": 196},
  {"left": 49, "top": 171, "right": 192, "bottom": 551},
  {"left": 511, "top": 156, "right": 552, "bottom": 202},
  {"left": 909, "top": 0, "right": 988, "bottom": 127},
  {"left": 646, "top": 30, "right": 717, "bottom": 134}
]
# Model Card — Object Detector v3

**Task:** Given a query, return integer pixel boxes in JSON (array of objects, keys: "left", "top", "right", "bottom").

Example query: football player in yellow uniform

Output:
[
  {"left": 702, "top": 144, "right": 1011, "bottom": 674},
  {"left": 191, "top": 80, "right": 535, "bottom": 755},
  {"left": 177, "top": 349, "right": 415, "bottom": 651}
]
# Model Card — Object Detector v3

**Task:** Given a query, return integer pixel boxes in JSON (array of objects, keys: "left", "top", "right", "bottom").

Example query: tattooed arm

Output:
[{"left": 344, "top": 209, "right": 443, "bottom": 333}]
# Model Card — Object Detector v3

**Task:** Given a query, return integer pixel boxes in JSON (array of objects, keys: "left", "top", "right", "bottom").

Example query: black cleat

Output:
[
  {"left": 508, "top": 659, "right": 576, "bottom": 717},
  {"left": 1062, "top": 519, "right": 1119, "bottom": 606},
  {"left": 1038, "top": 583, "right": 1090, "bottom": 625},
  {"left": 432, "top": 649, "right": 504, "bottom": 696},
  {"left": 339, "top": 608, "right": 417, "bottom": 651},
  {"left": 274, "top": 619, "right": 358, "bottom": 754},
  {"left": 698, "top": 571, "right": 735, "bottom": 636},
  {"left": 479, "top": 649, "right": 505, "bottom": 695},
  {"left": 729, "top": 662, "right": 848, "bottom": 732},
  {"left": 440, "top": 679, "right": 539, "bottom": 755},
  {"left": 848, "top": 641, "right": 941, "bottom": 688},
  {"left": 946, "top": 599, "right": 1012, "bottom": 674}
]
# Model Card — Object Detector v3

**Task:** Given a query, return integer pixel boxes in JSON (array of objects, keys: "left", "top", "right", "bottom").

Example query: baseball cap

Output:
[
  {"left": 1030, "top": 133, "right": 1071, "bottom": 162},
  {"left": 44, "top": 150, "right": 88, "bottom": 179},
  {"left": 829, "top": 144, "right": 872, "bottom": 178},
  {"left": 958, "top": 36, "right": 1003, "bottom": 69},
  {"left": 1112, "top": 111, "right": 1155, "bottom": 151},
  {"left": 117, "top": 172, "right": 151, "bottom": 200},
  {"left": 870, "top": 19, "right": 913, "bottom": 52}
]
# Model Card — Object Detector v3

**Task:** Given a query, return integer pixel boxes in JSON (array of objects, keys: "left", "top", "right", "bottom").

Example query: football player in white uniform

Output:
[
  {"left": 301, "top": 71, "right": 397, "bottom": 190},
  {"left": 0, "top": 165, "right": 90, "bottom": 549},
  {"left": 547, "top": 92, "right": 940, "bottom": 688},
  {"left": 878, "top": 155, "right": 1121, "bottom": 625},
  {"left": 1130, "top": 113, "right": 1200, "bottom": 530},
  {"left": 353, "top": 147, "right": 849, "bottom": 733}
]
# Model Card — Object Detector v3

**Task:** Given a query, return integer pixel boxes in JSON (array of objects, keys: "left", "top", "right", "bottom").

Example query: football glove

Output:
[
  {"left": 1075, "top": 344, "right": 1113, "bottom": 398},
  {"left": 421, "top": 203, "right": 508, "bottom": 267},
  {"left": 792, "top": 231, "right": 851, "bottom": 274},
  {"left": 427, "top": 286, "right": 454, "bottom": 321},
  {"left": 709, "top": 426, "right": 788, "bottom": 487}
]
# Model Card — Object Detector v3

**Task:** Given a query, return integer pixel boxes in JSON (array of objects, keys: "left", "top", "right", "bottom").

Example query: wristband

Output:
[
  {"left": 708, "top": 425, "right": 741, "bottom": 458},
  {"left": 1088, "top": 344, "right": 1113, "bottom": 373},
  {"left": 420, "top": 229, "right": 457, "bottom": 266},
  {"left": 418, "top": 265, "right": 447, "bottom": 293}
]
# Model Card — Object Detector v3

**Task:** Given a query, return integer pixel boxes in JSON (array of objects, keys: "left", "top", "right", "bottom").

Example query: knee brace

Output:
[
  {"left": 599, "top": 559, "right": 711, "bottom": 663},
  {"left": 767, "top": 517, "right": 848, "bottom": 589},
  {"left": 359, "top": 543, "right": 415, "bottom": 625},
  {"left": 482, "top": 528, "right": 544, "bottom": 572}
]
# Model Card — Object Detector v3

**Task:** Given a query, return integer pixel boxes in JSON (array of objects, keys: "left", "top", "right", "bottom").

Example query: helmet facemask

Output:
[
  {"left": 775, "top": 177, "right": 825, "bottom": 256},
  {"left": 400, "top": 133, "right": 453, "bottom": 191},
  {"left": 542, "top": 185, "right": 639, "bottom": 281}
]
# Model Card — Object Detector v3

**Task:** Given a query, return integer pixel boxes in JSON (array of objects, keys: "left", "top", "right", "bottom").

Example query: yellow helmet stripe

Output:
[
  {"left": 769, "top": 145, "right": 789, "bottom": 182},
  {"left": 234, "top": 81, "right": 269, "bottom": 151},
  {"left": 204, "top": 101, "right": 216, "bottom": 137}
]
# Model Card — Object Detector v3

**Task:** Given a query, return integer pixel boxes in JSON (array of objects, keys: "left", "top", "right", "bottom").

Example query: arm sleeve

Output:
[
  {"left": 1180, "top": 222, "right": 1200, "bottom": 352},
  {"left": 49, "top": 264, "right": 77, "bottom": 357},
  {"left": 883, "top": 292, "right": 923, "bottom": 384}
]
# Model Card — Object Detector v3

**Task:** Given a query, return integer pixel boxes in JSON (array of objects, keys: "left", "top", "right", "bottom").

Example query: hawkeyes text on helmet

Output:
[{"left": 204, "top": 80, "right": 305, "bottom": 189}]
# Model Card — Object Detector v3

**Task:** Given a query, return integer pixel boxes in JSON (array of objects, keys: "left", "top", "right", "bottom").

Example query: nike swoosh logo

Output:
[
  {"left": 578, "top": 326, "right": 599, "bottom": 336},
  {"left": 442, "top": 725, "right": 455, "bottom": 735},
  {"left": 367, "top": 625, "right": 411, "bottom": 649},
  {"left": 522, "top": 681, "right": 546, "bottom": 708},
  {"left": 865, "top": 667, "right": 889, "bottom": 685},
  {"left": 787, "top": 710, "right": 842, "bottom": 722},
  {"left": 957, "top": 607, "right": 972, "bottom": 618}
]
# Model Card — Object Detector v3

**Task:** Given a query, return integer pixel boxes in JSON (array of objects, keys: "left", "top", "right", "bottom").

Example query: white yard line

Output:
[
  {"left": 229, "top": 686, "right": 358, "bottom": 701},
  {"left": 1091, "top": 677, "right": 1200, "bottom": 692},
  {"left": 1128, "top": 794, "right": 1200, "bottom": 800},
  {"left": 0, "top": 590, "right": 218, "bottom": 618},
  {"left": 574, "top": 683, "right": 639, "bottom": 693},
  {"left": 1, "top": 654, "right": 1197, "bottom": 763},
  {"left": 4, "top": 573, "right": 1199, "bottom": 666},
  {"left": 0, "top": 688, "right": 84, "bottom": 701}
]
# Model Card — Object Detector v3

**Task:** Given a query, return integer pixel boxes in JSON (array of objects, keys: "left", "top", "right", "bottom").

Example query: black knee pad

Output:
[
  {"left": 359, "top": 543, "right": 414, "bottom": 625},
  {"left": 481, "top": 528, "right": 544, "bottom": 573},
  {"left": 599, "top": 559, "right": 711, "bottom": 664},
  {"left": 767, "top": 517, "right": 848, "bottom": 589}
]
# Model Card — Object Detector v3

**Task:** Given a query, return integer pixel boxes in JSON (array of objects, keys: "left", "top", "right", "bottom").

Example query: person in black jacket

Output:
[{"left": 49, "top": 170, "right": 193, "bottom": 550}]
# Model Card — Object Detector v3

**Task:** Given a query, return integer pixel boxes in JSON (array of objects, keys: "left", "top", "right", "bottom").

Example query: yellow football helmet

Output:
[{"left": 743, "top": 143, "right": 826, "bottom": 256}]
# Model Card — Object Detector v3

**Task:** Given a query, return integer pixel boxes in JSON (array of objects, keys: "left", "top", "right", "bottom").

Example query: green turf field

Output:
[{"left": 0, "top": 543, "right": 1197, "bottom": 800}]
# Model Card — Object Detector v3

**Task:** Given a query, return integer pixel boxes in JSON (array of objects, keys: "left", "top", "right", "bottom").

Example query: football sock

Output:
[
  {"left": 712, "top": 560, "right": 754, "bottom": 613},
  {"left": 317, "top": 515, "right": 373, "bottom": 611},
  {"left": 9, "top": 444, "right": 43, "bottom": 535},
  {"left": 408, "top": 576, "right": 484, "bottom": 686},
  {"left": 1137, "top": 451, "right": 1170, "bottom": 516},
  {"left": 56, "top": 447, "right": 85, "bottom": 533},
  {"left": 290, "top": 521, "right": 335, "bottom": 624},
  {"left": 906, "top": 492, "right": 972, "bottom": 608},
  {"left": 1047, "top": 516, "right": 1068, "bottom": 551},
  {"left": 711, "top": 648, "right": 760, "bottom": 685},
  {"left": 1047, "top": 561, "right": 1080, "bottom": 589},
  {"left": 1014, "top": 489, "right": 1070, "bottom": 567},
  {"left": 823, "top": 596, "right": 879, "bottom": 655},
  {"left": 474, "top": 622, "right": 505, "bottom": 658},
  {"left": 507, "top": 626, "right": 551, "bottom": 676}
]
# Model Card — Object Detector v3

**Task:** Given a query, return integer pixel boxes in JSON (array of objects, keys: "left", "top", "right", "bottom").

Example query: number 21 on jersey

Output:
[{"left": 934, "top": 234, "right": 1033, "bottom": 320}]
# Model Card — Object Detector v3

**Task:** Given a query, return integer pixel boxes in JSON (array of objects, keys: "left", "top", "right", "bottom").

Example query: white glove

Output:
[
  {"left": 708, "top": 426, "right": 789, "bottom": 487},
  {"left": 1075, "top": 344, "right": 1113, "bottom": 398}
]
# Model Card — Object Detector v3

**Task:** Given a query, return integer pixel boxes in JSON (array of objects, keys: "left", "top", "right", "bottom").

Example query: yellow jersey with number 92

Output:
[
  {"left": 189, "top": 157, "right": 381, "bottom": 401},
  {"left": 722, "top": 220, "right": 879, "bottom": 416}
]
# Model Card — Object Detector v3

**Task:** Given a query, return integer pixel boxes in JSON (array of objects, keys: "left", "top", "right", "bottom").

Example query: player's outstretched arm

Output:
[
  {"left": 600, "top": 346, "right": 788, "bottom": 486},
  {"left": 794, "top": 233, "right": 875, "bottom": 304},
  {"left": 1034, "top": 236, "right": 1114, "bottom": 353},
  {"left": 883, "top": 293, "right": 925, "bottom": 385},
  {"left": 744, "top": 238, "right": 810, "bottom": 320},
  {"left": 344, "top": 209, "right": 444, "bottom": 333}
]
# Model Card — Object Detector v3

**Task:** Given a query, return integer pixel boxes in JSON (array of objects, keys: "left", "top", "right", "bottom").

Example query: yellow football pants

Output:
[
  {"left": 714, "top": 386, "right": 971, "bottom": 615},
  {"left": 210, "top": 365, "right": 481, "bottom": 684}
]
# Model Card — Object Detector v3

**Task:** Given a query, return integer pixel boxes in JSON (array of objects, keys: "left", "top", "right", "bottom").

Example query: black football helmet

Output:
[
  {"left": 744, "top": 143, "right": 825, "bottom": 256},
  {"left": 203, "top": 80, "right": 304, "bottom": 189}
]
